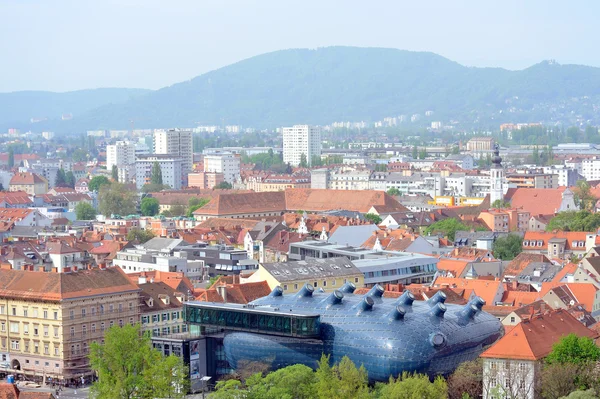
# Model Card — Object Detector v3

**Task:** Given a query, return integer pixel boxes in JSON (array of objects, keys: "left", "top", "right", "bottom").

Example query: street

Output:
[{"left": 17, "top": 384, "right": 90, "bottom": 399}]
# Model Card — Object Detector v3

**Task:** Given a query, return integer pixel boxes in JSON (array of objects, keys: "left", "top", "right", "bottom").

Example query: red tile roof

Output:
[
  {"left": 522, "top": 231, "right": 589, "bottom": 252},
  {"left": 9, "top": 172, "right": 47, "bottom": 186},
  {"left": 432, "top": 277, "right": 503, "bottom": 305},
  {"left": 503, "top": 253, "right": 552, "bottom": 278},
  {"left": 480, "top": 309, "right": 598, "bottom": 360},
  {"left": 507, "top": 187, "right": 569, "bottom": 215}
]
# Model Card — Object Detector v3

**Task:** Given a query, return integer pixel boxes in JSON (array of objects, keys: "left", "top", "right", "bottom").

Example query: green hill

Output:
[{"left": 5, "top": 47, "right": 600, "bottom": 132}]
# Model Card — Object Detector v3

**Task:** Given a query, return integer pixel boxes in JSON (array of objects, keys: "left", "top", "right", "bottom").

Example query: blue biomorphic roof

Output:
[{"left": 222, "top": 283, "right": 504, "bottom": 381}]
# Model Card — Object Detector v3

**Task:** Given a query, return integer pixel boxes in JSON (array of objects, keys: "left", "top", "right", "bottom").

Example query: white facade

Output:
[
  {"left": 482, "top": 358, "right": 537, "bottom": 399},
  {"left": 106, "top": 141, "right": 136, "bottom": 183},
  {"left": 203, "top": 152, "right": 241, "bottom": 184},
  {"left": 153, "top": 129, "right": 193, "bottom": 179},
  {"left": 282, "top": 125, "right": 321, "bottom": 167},
  {"left": 581, "top": 157, "right": 600, "bottom": 181},
  {"left": 41, "top": 131, "right": 55, "bottom": 140},
  {"left": 135, "top": 155, "right": 183, "bottom": 190}
]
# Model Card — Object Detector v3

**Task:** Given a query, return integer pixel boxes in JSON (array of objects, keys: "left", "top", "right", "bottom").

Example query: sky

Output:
[{"left": 1, "top": 0, "right": 598, "bottom": 92}]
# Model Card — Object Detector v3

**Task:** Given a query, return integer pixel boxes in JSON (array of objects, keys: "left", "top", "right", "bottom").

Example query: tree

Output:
[
  {"left": 387, "top": 187, "right": 401, "bottom": 196},
  {"left": 98, "top": 182, "right": 136, "bottom": 217},
  {"left": 214, "top": 181, "right": 233, "bottom": 189},
  {"left": 491, "top": 199, "right": 511, "bottom": 209},
  {"left": 546, "top": 210, "right": 600, "bottom": 232},
  {"left": 376, "top": 373, "right": 448, "bottom": 399},
  {"left": 299, "top": 153, "right": 308, "bottom": 168},
  {"left": 540, "top": 363, "right": 581, "bottom": 399},
  {"left": 8, "top": 148, "right": 14, "bottom": 168},
  {"left": 65, "top": 171, "right": 75, "bottom": 188},
  {"left": 90, "top": 323, "right": 187, "bottom": 399},
  {"left": 573, "top": 180, "right": 597, "bottom": 211},
  {"left": 126, "top": 228, "right": 155, "bottom": 244},
  {"left": 89, "top": 175, "right": 111, "bottom": 192},
  {"left": 163, "top": 200, "right": 186, "bottom": 217},
  {"left": 314, "top": 355, "right": 370, "bottom": 399},
  {"left": 72, "top": 148, "right": 88, "bottom": 162},
  {"left": 151, "top": 162, "right": 163, "bottom": 185},
  {"left": 140, "top": 197, "right": 159, "bottom": 216},
  {"left": 244, "top": 364, "right": 318, "bottom": 399},
  {"left": 141, "top": 183, "right": 170, "bottom": 193},
  {"left": 412, "top": 146, "right": 418, "bottom": 159},
  {"left": 111, "top": 164, "right": 119, "bottom": 181},
  {"left": 452, "top": 146, "right": 460, "bottom": 155},
  {"left": 364, "top": 213, "right": 382, "bottom": 225},
  {"left": 418, "top": 148, "right": 428, "bottom": 160},
  {"left": 75, "top": 202, "right": 97, "bottom": 220},
  {"left": 54, "top": 168, "right": 67, "bottom": 187},
  {"left": 311, "top": 155, "right": 323, "bottom": 167},
  {"left": 187, "top": 197, "right": 210, "bottom": 218},
  {"left": 424, "top": 218, "right": 469, "bottom": 241},
  {"left": 492, "top": 234, "right": 523, "bottom": 260},
  {"left": 447, "top": 359, "right": 482, "bottom": 399},
  {"left": 545, "top": 334, "right": 600, "bottom": 365}
]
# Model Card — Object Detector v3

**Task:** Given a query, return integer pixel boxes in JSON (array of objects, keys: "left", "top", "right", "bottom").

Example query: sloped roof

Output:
[
  {"left": 329, "top": 225, "right": 380, "bottom": 247},
  {"left": 436, "top": 259, "right": 471, "bottom": 277},
  {"left": 261, "top": 257, "right": 362, "bottom": 282},
  {"left": 0, "top": 267, "right": 139, "bottom": 302},
  {"left": 9, "top": 172, "right": 47, "bottom": 185},
  {"left": 480, "top": 309, "right": 598, "bottom": 360},
  {"left": 138, "top": 281, "right": 183, "bottom": 313},
  {"left": 508, "top": 188, "right": 567, "bottom": 215},
  {"left": 503, "top": 253, "right": 551, "bottom": 278},
  {"left": 432, "top": 277, "right": 503, "bottom": 305}
]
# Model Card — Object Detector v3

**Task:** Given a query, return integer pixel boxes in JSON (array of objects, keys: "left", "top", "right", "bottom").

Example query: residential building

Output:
[
  {"left": 153, "top": 128, "right": 193, "bottom": 182},
  {"left": 243, "top": 257, "right": 364, "bottom": 292},
  {"left": 478, "top": 209, "right": 530, "bottom": 232},
  {"left": 521, "top": 231, "right": 595, "bottom": 259},
  {"left": 203, "top": 152, "right": 240, "bottom": 184},
  {"left": 528, "top": 214, "right": 553, "bottom": 232},
  {"left": 138, "top": 278, "right": 188, "bottom": 337},
  {"left": 106, "top": 141, "right": 136, "bottom": 183},
  {"left": 581, "top": 156, "right": 600, "bottom": 181},
  {"left": 9, "top": 173, "right": 48, "bottom": 195},
  {"left": 480, "top": 309, "right": 598, "bottom": 399},
  {"left": 188, "top": 172, "right": 224, "bottom": 189},
  {"left": 282, "top": 125, "right": 321, "bottom": 167},
  {"left": 506, "top": 172, "right": 558, "bottom": 189},
  {"left": 466, "top": 137, "right": 494, "bottom": 152},
  {"left": 445, "top": 154, "right": 474, "bottom": 170},
  {"left": 135, "top": 154, "right": 183, "bottom": 190},
  {"left": 0, "top": 267, "right": 140, "bottom": 380},
  {"left": 542, "top": 165, "right": 581, "bottom": 188}
]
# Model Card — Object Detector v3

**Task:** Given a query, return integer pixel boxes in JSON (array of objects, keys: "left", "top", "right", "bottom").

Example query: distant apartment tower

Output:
[
  {"left": 282, "top": 125, "right": 321, "bottom": 167},
  {"left": 135, "top": 154, "right": 182, "bottom": 190},
  {"left": 153, "top": 129, "right": 193, "bottom": 184},
  {"left": 188, "top": 171, "right": 225, "bottom": 189},
  {"left": 203, "top": 152, "right": 240, "bottom": 184},
  {"left": 106, "top": 141, "right": 136, "bottom": 183}
]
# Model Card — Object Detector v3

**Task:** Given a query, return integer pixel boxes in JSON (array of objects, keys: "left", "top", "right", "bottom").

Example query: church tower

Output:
[{"left": 490, "top": 143, "right": 504, "bottom": 204}]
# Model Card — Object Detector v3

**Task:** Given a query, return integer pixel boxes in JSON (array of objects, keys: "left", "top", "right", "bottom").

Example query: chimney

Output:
[
  {"left": 511, "top": 280, "right": 518, "bottom": 290},
  {"left": 138, "top": 275, "right": 147, "bottom": 284},
  {"left": 540, "top": 302, "right": 546, "bottom": 314},
  {"left": 216, "top": 285, "right": 227, "bottom": 302}
]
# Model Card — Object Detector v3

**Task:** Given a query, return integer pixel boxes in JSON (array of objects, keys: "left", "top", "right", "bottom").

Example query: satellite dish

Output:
[{"left": 569, "top": 300, "right": 575, "bottom": 306}]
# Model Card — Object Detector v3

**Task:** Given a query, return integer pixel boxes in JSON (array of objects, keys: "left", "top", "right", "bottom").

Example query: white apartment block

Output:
[
  {"left": 135, "top": 155, "right": 183, "bottom": 190},
  {"left": 106, "top": 141, "right": 136, "bottom": 182},
  {"left": 153, "top": 129, "right": 193, "bottom": 180},
  {"left": 282, "top": 125, "right": 321, "bottom": 167},
  {"left": 203, "top": 152, "right": 241, "bottom": 184},
  {"left": 580, "top": 157, "right": 600, "bottom": 181}
]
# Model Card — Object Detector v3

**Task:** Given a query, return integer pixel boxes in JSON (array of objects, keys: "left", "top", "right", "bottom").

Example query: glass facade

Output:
[{"left": 187, "top": 284, "right": 504, "bottom": 382}]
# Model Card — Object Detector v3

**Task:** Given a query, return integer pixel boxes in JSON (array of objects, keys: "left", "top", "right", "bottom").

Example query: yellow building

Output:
[
  {"left": 9, "top": 172, "right": 48, "bottom": 195},
  {"left": 0, "top": 267, "right": 140, "bottom": 382},
  {"left": 243, "top": 257, "right": 365, "bottom": 293}
]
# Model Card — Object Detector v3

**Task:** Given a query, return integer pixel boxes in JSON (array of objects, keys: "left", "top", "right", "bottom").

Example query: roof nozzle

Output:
[
  {"left": 429, "top": 303, "right": 447, "bottom": 318},
  {"left": 357, "top": 296, "right": 374, "bottom": 313},
  {"left": 366, "top": 284, "right": 384, "bottom": 298},
  {"left": 395, "top": 291, "right": 415, "bottom": 307},
  {"left": 389, "top": 305, "right": 406, "bottom": 321},
  {"left": 468, "top": 296, "right": 485, "bottom": 310},
  {"left": 339, "top": 282, "right": 356, "bottom": 294},
  {"left": 268, "top": 286, "right": 283, "bottom": 297},
  {"left": 427, "top": 291, "right": 447, "bottom": 307},
  {"left": 460, "top": 304, "right": 479, "bottom": 320},
  {"left": 296, "top": 283, "right": 314, "bottom": 298},
  {"left": 326, "top": 290, "right": 344, "bottom": 306}
]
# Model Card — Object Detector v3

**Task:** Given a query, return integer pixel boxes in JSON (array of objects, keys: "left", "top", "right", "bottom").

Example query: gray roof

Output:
[
  {"left": 140, "top": 237, "right": 187, "bottom": 251},
  {"left": 328, "top": 225, "right": 379, "bottom": 247},
  {"left": 261, "top": 257, "right": 362, "bottom": 282},
  {"left": 516, "top": 261, "right": 562, "bottom": 284}
]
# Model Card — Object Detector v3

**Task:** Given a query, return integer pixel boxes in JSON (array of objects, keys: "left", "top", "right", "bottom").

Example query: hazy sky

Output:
[{"left": 1, "top": 0, "right": 597, "bottom": 92}]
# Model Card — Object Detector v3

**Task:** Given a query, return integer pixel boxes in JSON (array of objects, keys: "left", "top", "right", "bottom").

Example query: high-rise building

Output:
[
  {"left": 153, "top": 129, "right": 193, "bottom": 184},
  {"left": 282, "top": 125, "right": 321, "bottom": 167},
  {"left": 106, "top": 141, "right": 136, "bottom": 183},
  {"left": 135, "top": 154, "right": 183, "bottom": 190},
  {"left": 203, "top": 152, "right": 240, "bottom": 184}
]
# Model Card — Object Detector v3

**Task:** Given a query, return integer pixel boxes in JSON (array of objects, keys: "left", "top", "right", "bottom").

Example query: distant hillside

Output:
[
  {"left": 0, "top": 88, "right": 151, "bottom": 130},
  {"left": 7, "top": 47, "right": 600, "bottom": 132}
]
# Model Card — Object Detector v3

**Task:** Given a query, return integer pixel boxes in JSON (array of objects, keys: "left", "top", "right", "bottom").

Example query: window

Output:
[
  {"left": 12, "top": 307, "right": 16, "bottom": 316},
  {"left": 23, "top": 324, "right": 29, "bottom": 334},
  {"left": 33, "top": 308, "right": 38, "bottom": 318},
  {"left": 110, "top": 321, "right": 114, "bottom": 328},
  {"left": 0, "top": 305, "right": 4, "bottom": 314},
  {"left": 81, "top": 309, "right": 86, "bottom": 317},
  {"left": 101, "top": 322, "right": 105, "bottom": 332},
  {"left": 152, "top": 314, "right": 159, "bottom": 323},
  {"left": 283, "top": 284, "right": 288, "bottom": 291},
  {"left": 0, "top": 322, "right": 4, "bottom": 332},
  {"left": 43, "top": 325, "right": 49, "bottom": 337},
  {"left": 129, "top": 317, "right": 134, "bottom": 325},
  {"left": 313, "top": 281, "right": 318, "bottom": 287},
  {"left": 34, "top": 342, "right": 39, "bottom": 353},
  {"left": 119, "top": 320, "right": 123, "bottom": 327},
  {"left": 44, "top": 343, "right": 49, "bottom": 355},
  {"left": 54, "top": 327, "right": 59, "bottom": 337},
  {"left": 82, "top": 325, "right": 87, "bottom": 336},
  {"left": 119, "top": 304, "right": 123, "bottom": 313},
  {"left": 43, "top": 310, "right": 48, "bottom": 319},
  {"left": 109, "top": 304, "right": 114, "bottom": 313},
  {"left": 355, "top": 277, "right": 359, "bottom": 283},
  {"left": 33, "top": 325, "right": 39, "bottom": 336},
  {"left": 510, "top": 317, "right": 515, "bottom": 323},
  {"left": 323, "top": 281, "right": 327, "bottom": 287},
  {"left": 129, "top": 302, "right": 133, "bottom": 311},
  {"left": 11, "top": 340, "right": 20, "bottom": 350},
  {"left": 53, "top": 311, "right": 58, "bottom": 320},
  {"left": 70, "top": 327, "right": 75, "bottom": 337},
  {"left": 99, "top": 305, "right": 104, "bottom": 314},
  {"left": 23, "top": 309, "right": 28, "bottom": 317},
  {"left": 69, "top": 310, "right": 74, "bottom": 320},
  {"left": 294, "top": 284, "right": 298, "bottom": 290},
  {"left": 10, "top": 322, "right": 19, "bottom": 334}
]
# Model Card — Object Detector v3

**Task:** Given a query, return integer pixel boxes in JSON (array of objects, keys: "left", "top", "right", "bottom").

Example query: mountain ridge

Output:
[{"left": 4, "top": 46, "right": 600, "bottom": 132}]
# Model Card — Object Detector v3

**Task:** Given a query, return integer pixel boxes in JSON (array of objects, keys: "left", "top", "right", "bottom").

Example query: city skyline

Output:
[{"left": 1, "top": 0, "right": 599, "bottom": 92}]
